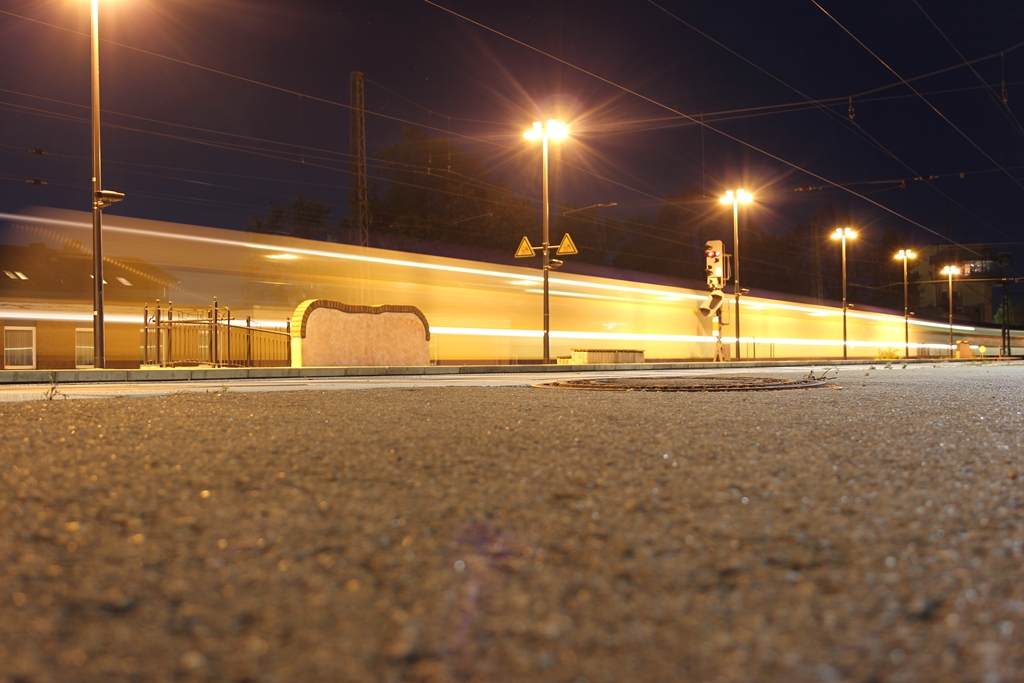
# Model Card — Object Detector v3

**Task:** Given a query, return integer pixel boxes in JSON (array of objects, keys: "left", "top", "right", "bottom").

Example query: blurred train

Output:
[{"left": 0, "top": 207, "right": 1013, "bottom": 370}]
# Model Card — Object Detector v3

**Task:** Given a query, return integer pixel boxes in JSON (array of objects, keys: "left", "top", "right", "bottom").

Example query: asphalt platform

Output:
[{"left": 1, "top": 362, "right": 1023, "bottom": 682}]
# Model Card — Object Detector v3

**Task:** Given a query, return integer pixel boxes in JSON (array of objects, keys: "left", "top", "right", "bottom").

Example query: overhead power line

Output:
[
  {"left": 0, "top": 8, "right": 506, "bottom": 149},
  {"left": 0, "top": 91, "right": 536, "bottom": 200},
  {"left": 647, "top": 0, "right": 1013, "bottom": 257},
  {"left": 912, "top": 0, "right": 1024, "bottom": 142},
  {"left": 0, "top": 7, "right": 945, "bottom": 243},
  {"left": 423, "top": 0, "right": 995, "bottom": 256},
  {"left": 812, "top": 1, "right": 1024, "bottom": 198},
  {"left": 6, "top": 4, "right": 1015, "bottom": 272}
]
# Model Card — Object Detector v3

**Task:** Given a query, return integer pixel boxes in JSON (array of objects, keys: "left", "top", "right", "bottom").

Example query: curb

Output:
[{"left": 0, "top": 357, "right": 1002, "bottom": 385}]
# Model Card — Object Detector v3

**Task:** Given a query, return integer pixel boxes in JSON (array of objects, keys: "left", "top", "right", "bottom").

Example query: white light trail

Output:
[{"left": 0, "top": 212, "right": 988, "bottom": 340}]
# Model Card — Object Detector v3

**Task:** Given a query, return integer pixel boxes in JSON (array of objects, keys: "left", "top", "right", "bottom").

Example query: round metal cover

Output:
[{"left": 534, "top": 375, "right": 827, "bottom": 392}]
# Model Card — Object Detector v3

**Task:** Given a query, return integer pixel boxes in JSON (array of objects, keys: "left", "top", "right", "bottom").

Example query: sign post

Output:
[{"left": 514, "top": 232, "right": 579, "bottom": 363}]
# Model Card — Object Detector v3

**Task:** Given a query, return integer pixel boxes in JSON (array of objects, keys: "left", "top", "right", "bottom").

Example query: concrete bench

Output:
[{"left": 558, "top": 349, "right": 645, "bottom": 365}]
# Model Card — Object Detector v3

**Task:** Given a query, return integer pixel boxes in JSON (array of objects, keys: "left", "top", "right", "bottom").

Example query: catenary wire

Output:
[
  {"left": 812, "top": 1, "right": 1024, "bottom": 197},
  {"left": 423, "top": 0, "right": 997, "bottom": 257},
  {"left": 3, "top": 5, "right": 1008, "bottom": 272},
  {"left": 647, "top": 0, "right": 1010, "bottom": 258}
]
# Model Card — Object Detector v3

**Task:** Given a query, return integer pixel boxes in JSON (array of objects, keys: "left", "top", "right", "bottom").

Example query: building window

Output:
[
  {"left": 939, "top": 291, "right": 962, "bottom": 307},
  {"left": 963, "top": 260, "right": 995, "bottom": 276},
  {"left": 4, "top": 327, "right": 36, "bottom": 369},
  {"left": 76, "top": 329, "right": 95, "bottom": 368}
]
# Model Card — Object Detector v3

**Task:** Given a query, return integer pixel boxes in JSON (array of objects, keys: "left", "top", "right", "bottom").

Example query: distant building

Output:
[{"left": 910, "top": 244, "right": 1011, "bottom": 323}]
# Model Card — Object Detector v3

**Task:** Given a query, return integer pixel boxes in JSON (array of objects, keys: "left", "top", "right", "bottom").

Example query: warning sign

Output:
[
  {"left": 515, "top": 236, "right": 536, "bottom": 258},
  {"left": 556, "top": 233, "right": 578, "bottom": 255}
]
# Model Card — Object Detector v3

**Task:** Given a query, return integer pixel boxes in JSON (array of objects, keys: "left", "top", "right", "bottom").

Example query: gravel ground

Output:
[{"left": 1, "top": 363, "right": 1023, "bottom": 683}]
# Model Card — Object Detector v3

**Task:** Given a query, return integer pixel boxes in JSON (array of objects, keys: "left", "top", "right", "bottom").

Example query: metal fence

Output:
[
  {"left": 746, "top": 340, "right": 775, "bottom": 360},
  {"left": 141, "top": 299, "right": 290, "bottom": 367}
]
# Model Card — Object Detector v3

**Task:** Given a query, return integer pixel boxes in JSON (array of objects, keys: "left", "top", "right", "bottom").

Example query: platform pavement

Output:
[
  {"left": 0, "top": 356, "right": 988, "bottom": 385},
  {"left": 2, "top": 362, "right": 1023, "bottom": 681}
]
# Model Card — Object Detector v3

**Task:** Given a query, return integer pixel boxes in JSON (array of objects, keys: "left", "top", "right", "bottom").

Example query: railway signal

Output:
[
  {"left": 701, "top": 239, "right": 727, "bottom": 317},
  {"left": 705, "top": 239, "right": 724, "bottom": 289},
  {"left": 701, "top": 239, "right": 729, "bottom": 361},
  {"left": 699, "top": 289, "right": 725, "bottom": 317}
]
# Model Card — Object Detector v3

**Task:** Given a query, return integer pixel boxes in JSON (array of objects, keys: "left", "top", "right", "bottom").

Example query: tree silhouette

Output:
[
  {"left": 371, "top": 127, "right": 537, "bottom": 250},
  {"left": 249, "top": 196, "right": 332, "bottom": 241}
]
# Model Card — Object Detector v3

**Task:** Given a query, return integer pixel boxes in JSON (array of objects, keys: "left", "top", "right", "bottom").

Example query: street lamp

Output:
[
  {"left": 524, "top": 119, "right": 568, "bottom": 364},
  {"left": 894, "top": 249, "right": 916, "bottom": 359},
  {"left": 940, "top": 265, "right": 961, "bottom": 357},
  {"left": 89, "top": 0, "right": 125, "bottom": 369},
  {"left": 830, "top": 227, "right": 857, "bottom": 359},
  {"left": 719, "top": 189, "right": 753, "bottom": 360}
]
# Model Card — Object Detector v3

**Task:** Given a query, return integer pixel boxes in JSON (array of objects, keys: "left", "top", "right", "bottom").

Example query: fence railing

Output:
[
  {"left": 141, "top": 299, "right": 290, "bottom": 367},
  {"left": 746, "top": 340, "right": 775, "bottom": 360}
]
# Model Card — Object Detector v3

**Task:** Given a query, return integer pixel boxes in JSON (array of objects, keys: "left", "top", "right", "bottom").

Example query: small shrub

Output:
[
  {"left": 42, "top": 375, "right": 67, "bottom": 401},
  {"left": 876, "top": 347, "right": 901, "bottom": 360}
]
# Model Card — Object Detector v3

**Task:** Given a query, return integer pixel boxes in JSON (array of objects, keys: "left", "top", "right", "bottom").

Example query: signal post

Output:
[
  {"left": 515, "top": 232, "right": 578, "bottom": 363},
  {"left": 701, "top": 240, "right": 729, "bottom": 361}
]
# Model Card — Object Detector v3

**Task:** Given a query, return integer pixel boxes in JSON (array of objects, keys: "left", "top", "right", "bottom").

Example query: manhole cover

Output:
[{"left": 534, "top": 375, "right": 828, "bottom": 392}]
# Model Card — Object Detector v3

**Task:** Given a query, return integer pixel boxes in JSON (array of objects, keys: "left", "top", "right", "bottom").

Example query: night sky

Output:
[{"left": 2, "top": 0, "right": 1024, "bottom": 276}]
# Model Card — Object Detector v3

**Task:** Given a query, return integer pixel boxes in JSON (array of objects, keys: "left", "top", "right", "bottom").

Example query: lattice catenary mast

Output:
[{"left": 349, "top": 71, "right": 369, "bottom": 248}]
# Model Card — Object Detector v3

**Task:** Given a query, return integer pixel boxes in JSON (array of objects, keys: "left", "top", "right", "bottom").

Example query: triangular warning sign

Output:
[
  {"left": 556, "top": 233, "right": 578, "bottom": 255},
  {"left": 515, "top": 236, "right": 536, "bottom": 258}
]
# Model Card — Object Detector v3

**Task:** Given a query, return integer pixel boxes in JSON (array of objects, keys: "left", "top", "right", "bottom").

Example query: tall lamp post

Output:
[
  {"left": 940, "top": 265, "right": 960, "bottom": 357},
  {"left": 894, "top": 249, "right": 916, "bottom": 359},
  {"left": 719, "top": 189, "right": 753, "bottom": 360},
  {"left": 524, "top": 119, "right": 568, "bottom": 364},
  {"left": 89, "top": 0, "right": 124, "bottom": 369},
  {"left": 830, "top": 227, "right": 857, "bottom": 359}
]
